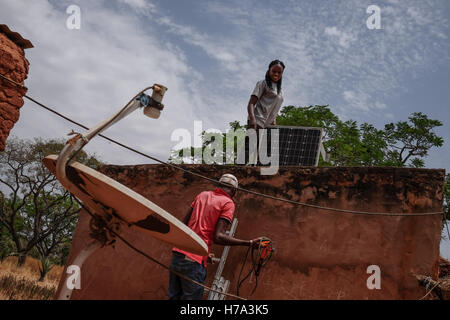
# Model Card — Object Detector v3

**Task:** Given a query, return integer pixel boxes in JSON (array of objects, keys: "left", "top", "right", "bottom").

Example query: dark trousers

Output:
[{"left": 168, "top": 252, "right": 207, "bottom": 300}]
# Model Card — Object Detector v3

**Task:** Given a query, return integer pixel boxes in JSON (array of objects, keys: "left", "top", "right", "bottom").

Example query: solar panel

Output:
[{"left": 260, "top": 125, "right": 323, "bottom": 166}]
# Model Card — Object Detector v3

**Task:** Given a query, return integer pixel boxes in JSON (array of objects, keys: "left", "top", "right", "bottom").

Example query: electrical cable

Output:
[
  {"left": 2, "top": 72, "right": 448, "bottom": 300},
  {"left": 236, "top": 240, "right": 273, "bottom": 299},
  {"left": 76, "top": 198, "right": 247, "bottom": 301},
  {"left": 419, "top": 279, "right": 442, "bottom": 300},
  {"left": 66, "top": 86, "right": 154, "bottom": 165},
  {"left": 236, "top": 245, "right": 252, "bottom": 297},
  {"left": 0, "top": 73, "right": 444, "bottom": 218}
]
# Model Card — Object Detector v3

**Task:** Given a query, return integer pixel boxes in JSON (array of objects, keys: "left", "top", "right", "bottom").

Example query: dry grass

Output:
[{"left": 0, "top": 256, "right": 63, "bottom": 300}]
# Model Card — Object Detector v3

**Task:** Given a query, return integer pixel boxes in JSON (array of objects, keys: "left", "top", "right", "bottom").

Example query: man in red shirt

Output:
[{"left": 168, "top": 173, "right": 263, "bottom": 300}]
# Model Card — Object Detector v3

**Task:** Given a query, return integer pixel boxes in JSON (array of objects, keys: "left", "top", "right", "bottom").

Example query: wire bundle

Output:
[{"left": 236, "top": 239, "right": 274, "bottom": 298}]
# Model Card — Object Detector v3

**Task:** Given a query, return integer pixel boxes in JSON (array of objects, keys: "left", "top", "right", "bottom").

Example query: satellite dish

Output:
[
  {"left": 45, "top": 85, "right": 207, "bottom": 300},
  {"left": 43, "top": 154, "right": 208, "bottom": 255}
]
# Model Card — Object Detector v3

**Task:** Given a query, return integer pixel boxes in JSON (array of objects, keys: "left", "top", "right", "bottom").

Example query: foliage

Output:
[
  {"left": 277, "top": 106, "right": 443, "bottom": 167},
  {"left": 383, "top": 112, "right": 444, "bottom": 166},
  {"left": 169, "top": 106, "right": 444, "bottom": 170},
  {"left": 0, "top": 137, "right": 101, "bottom": 267},
  {"left": 169, "top": 121, "right": 247, "bottom": 165},
  {"left": 0, "top": 226, "right": 15, "bottom": 262}
]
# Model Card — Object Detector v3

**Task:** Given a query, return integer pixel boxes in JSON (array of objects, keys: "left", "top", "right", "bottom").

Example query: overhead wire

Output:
[
  {"left": 0, "top": 73, "right": 445, "bottom": 218},
  {"left": 2, "top": 72, "right": 449, "bottom": 301},
  {"left": 76, "top": 199, "right": 246, "bottom": 300},
  {"left": 418, "top": 277, "right": 443, "bottom": 300}
]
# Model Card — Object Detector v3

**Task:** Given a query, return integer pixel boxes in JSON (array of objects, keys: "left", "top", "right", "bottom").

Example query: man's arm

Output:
[
  {"left": 182, "top": 207, "right": 193, "bottom": 225},
  {"left": 213, "top": 218, "right": 261, "bottom": 247}
]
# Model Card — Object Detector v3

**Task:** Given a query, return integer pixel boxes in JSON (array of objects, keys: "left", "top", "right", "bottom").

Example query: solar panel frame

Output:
[{"left": 261, "top": 125, "right": 324, "bottom": 166}]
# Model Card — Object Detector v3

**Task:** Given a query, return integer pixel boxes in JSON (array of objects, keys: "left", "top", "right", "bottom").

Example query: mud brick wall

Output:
[
  {"left": 56, "top": 165, "right": 445, "bottom": 300},
  {"left": 0, "top": 29, "right": 30, "bottom": 151}
]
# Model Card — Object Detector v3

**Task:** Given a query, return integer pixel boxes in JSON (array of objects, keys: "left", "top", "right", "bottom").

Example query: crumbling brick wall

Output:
[
  {"left": 56, "top": 165, "right": 445, "bottom": 300},
  {"left": 0, "top": 25, "right": 32, "bottom": 151}
]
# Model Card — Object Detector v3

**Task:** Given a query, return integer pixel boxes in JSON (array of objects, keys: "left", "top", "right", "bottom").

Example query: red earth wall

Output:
[
  {"left": 0, "top": 27, "right": 30, "bottom": 151},
  {"left": 56, "top": 164, "right": 445, "bottom": 300}
]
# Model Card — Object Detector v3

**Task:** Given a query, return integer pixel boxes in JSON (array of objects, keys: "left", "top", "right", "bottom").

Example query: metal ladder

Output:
[{"left": 207, "top": 218, "right": 238, "bottom": 300}]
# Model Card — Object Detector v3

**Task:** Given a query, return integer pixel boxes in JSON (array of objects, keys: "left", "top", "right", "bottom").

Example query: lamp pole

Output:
[{"left": 55, "top": 84, "right": 167, "bottom": 300}]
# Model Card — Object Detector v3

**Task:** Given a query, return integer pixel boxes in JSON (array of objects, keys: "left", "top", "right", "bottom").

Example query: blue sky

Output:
[{"left": 1, "top": 0, "right": 449, "bottom": 258}]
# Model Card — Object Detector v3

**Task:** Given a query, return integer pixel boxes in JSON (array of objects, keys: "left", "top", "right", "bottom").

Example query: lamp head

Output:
[{"left": 142, "top": 84, "right": 168, "bottom": 119}]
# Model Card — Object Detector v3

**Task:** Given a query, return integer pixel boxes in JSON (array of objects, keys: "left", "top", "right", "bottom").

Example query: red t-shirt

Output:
[{"left": 173, "top": 188, "right": 235, "bottom": 266}]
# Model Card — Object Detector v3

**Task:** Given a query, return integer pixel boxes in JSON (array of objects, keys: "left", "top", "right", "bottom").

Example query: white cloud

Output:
[
  {"left": 1, "top": 0, "right": 449, "bottom": 169},
  {"left": 343, "top": 90, "right": 356, "bottom": 102},
  {"left": 119, "top": 0, "right": 150, "bottom": 9},
  {"left": 0, "top": 0, "right": 209, "bottom": 164},
  {"left": 324, "top": 26, "right": 357, "bottom": 49},
  {"left": 118, "top": 0, "right": 156, "bottom": 14},
  {"left": 342, "top": 92, "right": 389, "bottom": 116},
  {"left": 342, "top": 91, "right": 370, "bottom": 112},
  {"left": 198, "top": 0, "right": 450, "bottom": 121},
  {"left": 155, "top": 16, "right": 238, "bottom": 65},
  {"left": 374, "top": 102, "right": 387, "bottom": 110}
]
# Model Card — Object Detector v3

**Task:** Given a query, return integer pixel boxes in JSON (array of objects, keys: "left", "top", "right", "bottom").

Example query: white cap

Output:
[{"left": 219, "top": 173, "right": 238, "bottom": 188}]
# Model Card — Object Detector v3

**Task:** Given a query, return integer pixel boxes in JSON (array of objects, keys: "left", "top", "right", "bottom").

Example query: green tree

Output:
[
  {"left": 26, "top": 194, "right": 79, "bottom": 280},
  {"left": 383, "top": 112, "right": 443, "bottom": 167},
  {"left": 359, "top": 123, "right": 388, "bottom": 166},
  {"left": 0, "top": 137, "right": 101, "bottom": 266},
  {"left": 277, "top": 106, "right": 443, "bottom": 168},
  {"left": 277, "top": 105, "right": 367, "bottom": 166},
  {"left": 168, "top": 106, "right": 444, "bottom": 170},
  {"left": 169, "top": 121, "right": 246, "bottom": 165},
  {"left": 0, "top": 225, "right": 14, "bottom": 262},
  {"left": 277, "top": 105, "right": 340, "bottom": 142},
  {"left": 326, "top": 120, "right": 363, "bottom": 166}
]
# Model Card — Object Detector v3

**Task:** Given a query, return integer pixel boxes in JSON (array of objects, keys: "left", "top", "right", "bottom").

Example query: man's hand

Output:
[
  {"left": 207, "top": 253, "right": 215, "bottom": 264},
  {"left": 249, "top": 237, "right": 265, "bottom": 249}
]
